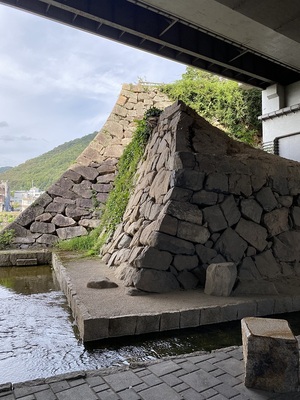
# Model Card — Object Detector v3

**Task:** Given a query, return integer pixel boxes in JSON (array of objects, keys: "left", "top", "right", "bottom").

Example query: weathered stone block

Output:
[
  {"left": 173, "top": 254, "right": 199, "bottom": 271},
  {"left": 177, "top": 221, "right": 210, "bottom": 244},
  {"left": 177, "top": 270, "right": 199, "bottom": 289},
  {"left": 195, "top": 244, "right": 218, "bottom": 264},
  {"left": 133, "top": 269, "right": 180, "bottom": 293},
  {"left": 56, "top": 226, "right": 88, "bottom": 240},
  {"left": 148, "top": 232, "right": 195, "bottom": 255},
  {"left": 291, "top": 206, "right": 300, "bottom": 229},
  {"left": 238, "top": 257, "right": 262, "bottom": 281},
  {"left": 171, "top": 169, "right": 205, "bottom": 191},
  {"left": 172, "top": 151, "right": 196, "bottom": 169},
  {"left": 191, "top": 190, "right": 218, "bottom": 206},
  {"left": 63, "top": 169, "right": 82, "bottom": 183},
  {"left": 254, "top": 250, "right": 281, "bottom": 279},
  {"left": 235, "top": 218, "right": 268, "bottom": 252},
  {"left": 273, "top": 231, "right": 300, "bottom": 262},
  {"left": 215, "top": 228, "right": 248, "bottom": 263},
  {"left": 205, "top": 173, "right": 228, "bottom": 193},
  {"left": 87, "top": 276, "right": 118, "bottom": 289},
  {"left": 229, "top": 173, "right": 252, "bottom": 196},
  {"left": 220, "top": 195, "right": 241, "bottom": 226},
  {"left": 52, "top": 214, "right": 76, "bottom": 227},
  {"left": 242, "top": 317, "right": 299, "bottom": 393},
  {"left": 149, "top": 169, "right": 171, "bottom": 201},
  {"left": 30, "top": 221, "right": 56, "bottom": 234},
  {"left": 240, "top": 199, "right": 263, "bottom": 224},
  {"left": 72, "top": 165, "right": 99, "bottom": 181},
  {"left": 255, "top": 187, "right": 277, "bottom": 211},
  {"left": 204, "top": 262, "right": 237, "bottom": 296},
  {"left": 133, "top": 247, "right": 172, "bottom": 271},
  {"left": 45, "top": 202, "right": 65, "bottom": 213},
  {"left": 263, "top": 208, "right": 289, "bottom": 237},
  {"left": 203, "top": 205, "right": 227, "bottom": 232},
  {"left": 16, "top": 205, "right": 45, "bottom": 227},
  {"left": 163, "top": 200, "right": 203, "bottom": 224},
  {"left": 35, "top": 213, "right": 53, "bottom": 222},
  {"left": 65, "top": 206, "right": 90, "bottom": 219},
  {"left": 36, "top": 234, "right": 59, "bottom": 245}
]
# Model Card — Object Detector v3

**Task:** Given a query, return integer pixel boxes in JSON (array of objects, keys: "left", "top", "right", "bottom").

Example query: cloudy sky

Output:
[{"left": 0, "top": 4, "right": 186, "bottom": 167}]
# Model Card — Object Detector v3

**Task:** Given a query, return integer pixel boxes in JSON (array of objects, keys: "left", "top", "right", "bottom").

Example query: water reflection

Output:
[{"left": 0, "top": 265, "right": 58, "bottom": 295}]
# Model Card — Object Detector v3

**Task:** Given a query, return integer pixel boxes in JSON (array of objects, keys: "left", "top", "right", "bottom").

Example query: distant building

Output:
[
  {"left": 0, "top": 181, "right": 11, "bottom": 211},
  {"left": 12, "top": 186, "right": 44, "bottom": 211}
]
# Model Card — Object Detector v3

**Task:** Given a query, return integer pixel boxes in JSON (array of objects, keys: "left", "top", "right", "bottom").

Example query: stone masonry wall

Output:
[
  {"left": 103, "top": 101, "right": 300, "bottom": 294},
  {"left": 3, "top": 84, "right": 171, "bottom": 248}
]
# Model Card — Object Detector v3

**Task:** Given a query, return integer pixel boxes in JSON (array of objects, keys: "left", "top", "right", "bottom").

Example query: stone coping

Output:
[
  {"left": 51, "top": 252, "right": 300, "bottom": 342},
  {"left": 0, "top": 249, "right": 52, "bottom": 267}
]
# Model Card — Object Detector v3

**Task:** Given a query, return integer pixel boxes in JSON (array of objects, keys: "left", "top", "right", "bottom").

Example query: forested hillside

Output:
[{"left": 0, "top": 132, "right": 97, "bottom": 191}]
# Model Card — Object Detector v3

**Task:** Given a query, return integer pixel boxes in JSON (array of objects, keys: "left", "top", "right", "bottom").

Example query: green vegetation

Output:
[
  {"left": 161, "top": 67, "right": 262, "bottom": 146},
  {"left": 0, "top": 132, "right": 97, "bottom": 191},
  {"left": 57, "top": 107, "right": 162, "bottom": 254},
  {"left": 0, "top": 212, "right": 19, "bottom": 229},
  {"left": 0, "top": 229, "right": 15, "bottom": 249}
]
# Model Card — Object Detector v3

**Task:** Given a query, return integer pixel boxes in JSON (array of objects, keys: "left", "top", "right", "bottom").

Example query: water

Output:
[{"left": 0, "top": 265, "right": 299, "bottom": 385}]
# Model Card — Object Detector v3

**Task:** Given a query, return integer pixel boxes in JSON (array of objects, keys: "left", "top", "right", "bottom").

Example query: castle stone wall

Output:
[
  {"left": 3, "top": 84, "right": 171, "bottom": 248},
  {"left": 103, "top": 101, "right": 300, "bottom": 294}
]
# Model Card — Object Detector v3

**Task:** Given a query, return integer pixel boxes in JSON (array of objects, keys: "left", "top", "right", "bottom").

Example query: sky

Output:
[{"left": 0, "top": 4, "right": 186, "bottom": 167}]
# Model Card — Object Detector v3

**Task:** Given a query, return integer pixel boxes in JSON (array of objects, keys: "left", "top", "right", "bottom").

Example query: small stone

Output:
[{"left": 87, "top": 276, "right": 118, "bottom": 289}]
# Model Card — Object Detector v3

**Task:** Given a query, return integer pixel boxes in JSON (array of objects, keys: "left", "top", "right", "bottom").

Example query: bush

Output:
[
  {"left": 0, "top": 229, "right": 15, "bottom": 249},
  {"left": 161, "top": 67, "right": 262, "bottom": 146}
]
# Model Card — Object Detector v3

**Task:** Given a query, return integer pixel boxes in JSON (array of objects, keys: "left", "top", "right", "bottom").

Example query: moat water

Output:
[{"left": 0, "top": 265, "right": 299, "bottom": 384}]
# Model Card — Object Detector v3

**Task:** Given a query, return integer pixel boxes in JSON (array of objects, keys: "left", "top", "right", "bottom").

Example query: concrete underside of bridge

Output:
[{"left": 1, "top": 0, "right": 300, "bottom": 89}]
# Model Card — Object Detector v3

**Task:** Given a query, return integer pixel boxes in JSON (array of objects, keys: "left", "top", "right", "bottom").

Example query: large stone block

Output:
[
  {"left": 203, "top": 205, "right": 227, "bottom": 232},
  {"left": 133, "top": 269, "right": 180, "bottom": 293},
  {"left": 240, "top": 199, "right": 263, "bottom": 224},
  {"left": 273, "top": 231, "right": 300, "bottom": 262},
  {"left": 235, "top": 218, "right": 268, "bottom": 252},
  {"left": 255, "top": 187, "right": 277, "bottom": 211},
  {"left": 177, "top": 221, "right": 210, "bottom": 244},
  {"left": 254, "top": 250, "right": 281, "bottom": 279},
  {"left": 241, "top": 317, "right": 299, "bottom": 393},
  {"left": 263, "top": 208, "right": 289, "bottom": 237},
  {"left": 204, "top": 262, "right": 237, "bottom": 296},
  {"left": 215, "top": 228, "right": 248, "bottom": 263},
  {"left": 163, "top": 200, "right": 203, "bottom": 224},
  {"left": 148, "top": 232, "right": 195, "bottom": 255},
  {"left": 220, "top": 195, "right": 241, "bottom": 226}
]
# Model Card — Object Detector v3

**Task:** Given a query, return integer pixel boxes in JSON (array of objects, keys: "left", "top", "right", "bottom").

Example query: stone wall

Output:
[
  {"left": 3, "top": 84, "right": 171, "bottom": 248},
  {"left": 103, "top": 101, "right": 300, "bottom": 294}
]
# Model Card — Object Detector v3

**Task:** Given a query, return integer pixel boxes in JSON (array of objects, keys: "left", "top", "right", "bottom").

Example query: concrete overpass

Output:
[{"left": 1, "top": 0, "right": 300, "bottom": 159}]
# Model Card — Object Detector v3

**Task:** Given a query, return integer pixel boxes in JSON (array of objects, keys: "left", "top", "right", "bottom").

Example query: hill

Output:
[
  {"left": 0, "top": 167, "right": 12, "bottom": 174},
  {"left": 0, "top": 132, "right": 97, "bottom": 191}
]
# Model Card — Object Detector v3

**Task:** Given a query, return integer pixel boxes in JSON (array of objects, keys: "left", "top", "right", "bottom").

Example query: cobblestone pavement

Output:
[{"left": 1, "top": 345, "right": 299, "bottom": 400}]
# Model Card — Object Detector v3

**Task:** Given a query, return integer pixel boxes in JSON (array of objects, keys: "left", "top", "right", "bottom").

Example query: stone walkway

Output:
[{"left": 1, "top": 344, "right": 299, "bottom": 400}]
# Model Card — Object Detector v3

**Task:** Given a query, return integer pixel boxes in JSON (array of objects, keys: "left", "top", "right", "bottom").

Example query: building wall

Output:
[{"left": 261, "top": 81, "right": 300, "bottom": 161}]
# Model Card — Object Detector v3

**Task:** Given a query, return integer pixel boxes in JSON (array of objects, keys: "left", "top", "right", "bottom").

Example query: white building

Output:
[{"left": 260, "top": 82, "right": 300, "bottom": 162}]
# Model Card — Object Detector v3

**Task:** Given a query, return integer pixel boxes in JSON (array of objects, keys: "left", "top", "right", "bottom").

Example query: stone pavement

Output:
[{"left": 1, "top": 344, "right": 299, "bottom": 400}]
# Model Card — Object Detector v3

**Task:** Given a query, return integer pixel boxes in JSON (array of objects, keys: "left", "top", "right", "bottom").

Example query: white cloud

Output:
[{"left": 0, "top": 4, "right": 186, "bottom": 167}]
